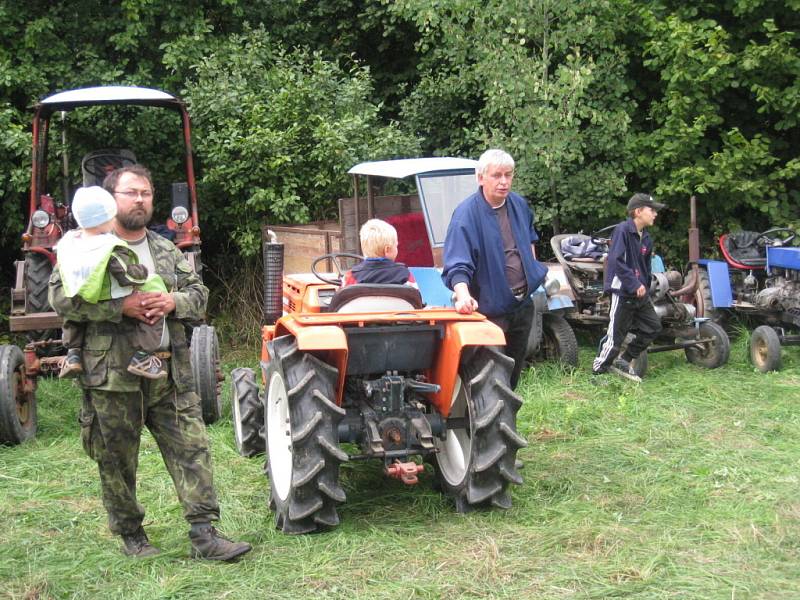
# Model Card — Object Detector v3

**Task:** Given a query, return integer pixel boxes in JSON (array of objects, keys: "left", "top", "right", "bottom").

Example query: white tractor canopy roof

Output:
[
  {"left": 349, "top": 157, "right": 479, "bottom": 249},
  {"left": 37, "top": 86, "right": 183, "bottom": 114},
  {"left": 348, "top": 157, "right": 477, "bottom": 179}
]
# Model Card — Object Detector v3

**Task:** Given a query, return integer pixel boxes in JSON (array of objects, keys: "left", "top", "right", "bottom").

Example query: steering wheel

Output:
[
  {"left": 590, "top": 224, "right": 616, "bottom": 246},
  {"left": 755, "top": 227, "right": 797, "bottom": 247},
  {"left": 83, "top": 153, "right": 135, "bottom": 179},
  {"left": 311, "top": 252, "right": 364, "bottom": 286}
]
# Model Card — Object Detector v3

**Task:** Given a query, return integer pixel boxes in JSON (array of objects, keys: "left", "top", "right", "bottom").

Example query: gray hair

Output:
[{"left": 477, "top": 149, "right": 515, "bottom": 176}]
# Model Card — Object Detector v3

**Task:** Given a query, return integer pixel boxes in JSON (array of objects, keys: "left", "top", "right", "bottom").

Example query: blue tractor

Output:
[{"left": 696, "top": 227, "right": 800, "bottom": 372}]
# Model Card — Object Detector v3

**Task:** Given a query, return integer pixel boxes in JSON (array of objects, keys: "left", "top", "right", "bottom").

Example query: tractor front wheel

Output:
[
  {"left": 685, "top": 321, "right": 730, "bottom": 369},
  {"left": 434, "top": 345, "right": 527, "bottom": 512},
  {"left": 749, "top": 325, "right": 782, "bottom": 373},
  {"left": 535, "top": 314, "right": 578, "bottom": 367},
  {"left": 264, "top": 335, "right": 347, "bottom": 534},
  {"left": 0, "top": 345, "right": 37, "bottom": 444},
  {"left": 231, "top": 367, "right": 265, "bottom": 457},
  {"left": 190, "top": 325, "right": 222, "bottom": 424}
]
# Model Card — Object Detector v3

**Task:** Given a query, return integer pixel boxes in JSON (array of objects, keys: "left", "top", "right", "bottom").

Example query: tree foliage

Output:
[
  {"left": 181, "top": 28, "right": 420, "bottom": 256},
  {"left": 392, "top": 0, "right": 633, "bottom": 235},
  {"left": 0, "top": 0, "right": 798, "bottom": 272}
]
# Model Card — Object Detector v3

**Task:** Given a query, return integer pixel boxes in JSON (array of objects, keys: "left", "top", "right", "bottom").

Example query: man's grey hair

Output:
[{"left": 476, "top": 149, "right": 515, "bottom": 177}]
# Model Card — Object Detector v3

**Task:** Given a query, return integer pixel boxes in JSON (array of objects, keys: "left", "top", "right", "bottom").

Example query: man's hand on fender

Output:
[
  {"left": 122, "top": 291, "right": 176, "bottom": 325},
  {"left": 453, "top": 283, "right": 479, "bottom": 314}
]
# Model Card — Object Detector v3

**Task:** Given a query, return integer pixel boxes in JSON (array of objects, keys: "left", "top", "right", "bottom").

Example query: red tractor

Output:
[
  {"left": 0, "top": 86, "right": 223, "bottom": 446},
  {"left": 232, "top": 201, "right": 528, "bottom": 534}
]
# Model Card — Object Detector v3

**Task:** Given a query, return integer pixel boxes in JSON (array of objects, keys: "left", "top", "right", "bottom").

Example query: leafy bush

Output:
[{"left": 181, "top": 27, "right": 420, "bottom": 256}]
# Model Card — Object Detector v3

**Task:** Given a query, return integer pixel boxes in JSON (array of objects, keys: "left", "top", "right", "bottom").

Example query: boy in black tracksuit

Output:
[{"left": 592, "top": 193, "right": 665, "bottom": 381}]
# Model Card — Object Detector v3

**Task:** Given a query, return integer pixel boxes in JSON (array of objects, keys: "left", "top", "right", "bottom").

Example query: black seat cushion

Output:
[{"left": 724, "top": 231, "right": 766, "bottom": 266}]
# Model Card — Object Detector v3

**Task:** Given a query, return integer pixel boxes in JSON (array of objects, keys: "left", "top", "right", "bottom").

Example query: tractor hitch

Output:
[{"left": 385, "top": 460, "right": 425, "bottom": 485}]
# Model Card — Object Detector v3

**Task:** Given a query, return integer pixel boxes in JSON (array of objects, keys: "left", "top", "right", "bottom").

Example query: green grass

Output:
[{"left": 2, "top": 336, "right": 800, "bottom": 599}]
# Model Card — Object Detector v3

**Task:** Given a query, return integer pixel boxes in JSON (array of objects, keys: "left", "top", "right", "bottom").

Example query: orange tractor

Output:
[{"left": 232, "top": 162, "right": 528, "bottom": 534}]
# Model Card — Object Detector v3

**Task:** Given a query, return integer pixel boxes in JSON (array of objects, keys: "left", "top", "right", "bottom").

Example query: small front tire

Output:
[
  {"left": 749, "top": 325, "right": 781, "bottom": 373},
  {"left": 685, "top": 321, "right": 730, "bottom": 369},
  {"left": 231, "top": 367, "right": 265, "bottom": 457}
]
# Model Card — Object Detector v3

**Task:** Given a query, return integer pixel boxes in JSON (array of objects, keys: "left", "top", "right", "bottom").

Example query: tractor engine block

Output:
[{"left": 756, "top": 274, "right": 800, "bottom": 311}]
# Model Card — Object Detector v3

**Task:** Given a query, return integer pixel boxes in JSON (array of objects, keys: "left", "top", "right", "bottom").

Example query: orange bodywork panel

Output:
[{"left": 260, "top": 273, "right": 507, "bottom": 414}]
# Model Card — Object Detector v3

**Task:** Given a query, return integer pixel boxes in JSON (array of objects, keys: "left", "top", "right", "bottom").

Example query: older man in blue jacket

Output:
[{"left": 442, "top": 149, "right": 548, "bottom": 389}]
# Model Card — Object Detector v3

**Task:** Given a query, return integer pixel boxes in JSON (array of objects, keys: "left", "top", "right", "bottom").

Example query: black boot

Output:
[
  {"left": 120, "top": 527, "right": 160, "bottom": 557},
  {"left": 189, "top": 523, "right": 251, "bottom": 561}
]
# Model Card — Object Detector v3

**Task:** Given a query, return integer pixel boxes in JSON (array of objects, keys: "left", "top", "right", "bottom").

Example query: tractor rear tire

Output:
[
  {"left": 536, "top": 314, "right": 578, "bottom": 367},
  {"left": 749, "top": 325, "right": 781, "bottom": 373},
  {"left": 24, "top": 253, "right": 61, "bottom": 348},
  {"left": 0, "top": 345, "right": 37, "bottom": 444},
  {"left": 685, "top": 321, "right": 730, "bottom": 369},
  {"left": 190, "top": 325, "right": 222, "bottom": 425},
  {"left": 695, "top": 268, "right": 727, "bottom": 327},
  {"left": 264, "top": 335, "right": 346, "bottom": 534},
  {"left": 231, "top": 367, "right": 265, "bottom": 457},
  {"left": 433, "top": 345, "right": 527, "bottom": 512}
]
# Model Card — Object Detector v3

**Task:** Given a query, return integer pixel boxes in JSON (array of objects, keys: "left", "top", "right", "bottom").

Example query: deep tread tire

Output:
[
  {"left": 535, "top": 314, "right": 579, "bottom": 367},
  {"left": 749, "top": 325, "right": 781, "bottom": 373},
  {"left": 231, "top": 367, "right": 265, "bottom": 457},
  {"left": 0, "top": 345, "right": 37, "bottom": 444},
  {"left": 434, "top": 346, "right": 527, "bottom": 512},
  {"left": 685, "top": 321, "right": 730, "bottom": 369},
  {"left": 264, "top": 335, "right": 346, "bottom": 534},
  {"left": 695, "top": 269, "right": 727, "bottom": 326},
  {"left": 24, "top": 253, "right": 60, "bottom": 346},
  {"left": 190, "top": 325, "right": 222, "bottom": 424}
]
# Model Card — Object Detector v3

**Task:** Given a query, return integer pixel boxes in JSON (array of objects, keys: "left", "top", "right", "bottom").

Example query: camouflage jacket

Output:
[{"left": 49, "top": 230, "right": 208, "bottom": 393}]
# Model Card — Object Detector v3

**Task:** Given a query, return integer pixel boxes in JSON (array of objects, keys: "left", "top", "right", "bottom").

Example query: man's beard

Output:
[{"left": 116, "top": 207, "right": 152, "bottom": 230}]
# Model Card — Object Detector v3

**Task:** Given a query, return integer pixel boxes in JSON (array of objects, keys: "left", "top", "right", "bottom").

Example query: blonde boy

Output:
[{"left": 342, "top": 219, "right": 417, "bottom": 287}]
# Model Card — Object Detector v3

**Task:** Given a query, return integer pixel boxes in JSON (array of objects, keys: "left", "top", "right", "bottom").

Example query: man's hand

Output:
[
  {"left": 453, "top": 282, "right": 479, "bottom": 314},
  {"left": 636, "top": 284, "right": 647, "bottom": 298},
  {"left": 122, "top": 291, "right": 176, "bottom": 325}
]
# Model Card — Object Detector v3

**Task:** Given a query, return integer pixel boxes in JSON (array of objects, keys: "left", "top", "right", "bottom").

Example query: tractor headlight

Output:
[
  {"left": 544, "top": 275, "right": 560, "bottom": 295},
  {"left": 171, "top": 206, "right": 189, "bottom": 225},
  {"left": 31, "top": 210, "right": 50, "bottom": 229}
]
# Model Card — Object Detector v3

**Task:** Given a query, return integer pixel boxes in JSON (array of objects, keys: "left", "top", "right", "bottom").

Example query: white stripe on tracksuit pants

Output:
[{"left": 592, "top": 292, "right": 662, "bottom": 374}]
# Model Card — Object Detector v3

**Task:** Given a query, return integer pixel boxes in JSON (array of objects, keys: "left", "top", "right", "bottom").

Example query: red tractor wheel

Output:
[{"left": 0, "top": 345, "right": 37, "bottom": 444}]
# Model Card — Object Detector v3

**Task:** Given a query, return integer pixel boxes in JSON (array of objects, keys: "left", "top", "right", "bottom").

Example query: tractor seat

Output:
[
  {"left": 551, "top": 234, "right": 606, "bottom": 274},
  {"left": 721, "top": 231, "right": 766, "bottom": 268},
  {"left": 328, "top": 284, "right": 425, "bottom": 313},
  {"left": 81, "top": 149, "right": 137, "bottom": 187}
]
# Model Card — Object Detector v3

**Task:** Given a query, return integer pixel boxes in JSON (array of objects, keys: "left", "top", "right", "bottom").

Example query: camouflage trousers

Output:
[{"left": 78, "top": 372, "right": 220, "bottom": 535}]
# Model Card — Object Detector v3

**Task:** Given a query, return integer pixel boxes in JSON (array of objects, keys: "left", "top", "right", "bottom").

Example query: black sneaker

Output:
[
  {"left": 189, "top": 525, "right": 252, "bottom": 561},
  {"left": 609, "top": 358, "right": 642, "bottom": 383},
  {"left": 59, "top": 349, "right": 83, "bottom": 379},
  {"left": 127, "top": 351, "right": 168, "bottom": 380},
  {"left": 121, "top": 527, "right": 160, "bottom": 557}
]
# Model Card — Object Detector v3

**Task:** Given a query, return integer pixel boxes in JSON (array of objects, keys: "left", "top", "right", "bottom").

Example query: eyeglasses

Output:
[{"left": 114, "top": 189, "right": 153, "bottom": 200}]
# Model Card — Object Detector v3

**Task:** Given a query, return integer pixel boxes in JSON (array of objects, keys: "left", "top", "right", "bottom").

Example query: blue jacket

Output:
[
  {"left": 442, "top": 189, "right": 548, "bottom": 317},
  {"left": 604, "top": 218, "right": 653, "bottom": 296}
]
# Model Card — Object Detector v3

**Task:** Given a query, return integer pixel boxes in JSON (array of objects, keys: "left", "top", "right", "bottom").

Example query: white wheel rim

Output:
[
  {"left": 267, "top": 371, "right": 292, "bottom": 501},
  {"left": 435, "top": 376, "right": 472, "bottom": 485}
]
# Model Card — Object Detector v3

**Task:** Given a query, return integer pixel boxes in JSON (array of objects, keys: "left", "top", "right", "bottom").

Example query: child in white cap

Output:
[{"left": 55, "top": 186, "right": 168, "bottom": 379}]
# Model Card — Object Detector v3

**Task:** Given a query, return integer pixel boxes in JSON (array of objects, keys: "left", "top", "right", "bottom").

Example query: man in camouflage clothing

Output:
[{"left": 49, "top": 165, "right": 251, "bottom": 561}]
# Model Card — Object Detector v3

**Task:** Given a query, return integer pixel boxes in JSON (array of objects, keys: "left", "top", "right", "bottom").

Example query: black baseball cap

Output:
[{"left": 627, "top": 193, "right": 666, "bottom": 211}]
